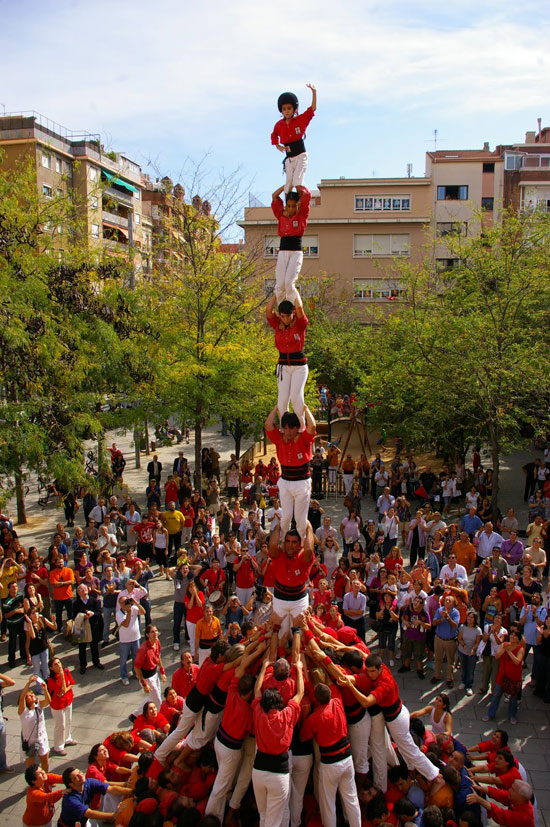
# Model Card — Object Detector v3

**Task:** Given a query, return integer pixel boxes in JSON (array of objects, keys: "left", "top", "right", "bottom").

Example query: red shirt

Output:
[
  {"left": 182, "top": 505, "right": 195, "bottom": 527},
  {"left": 267, "top": 463, "right": 280, "bottom": 484},
  {"left": 134, "top": 638, "right": 161, "bottom": 672},
  {"left": 184, "top": 590, "right": 205, "bottom": 624},
  {"left": 487, "top": 787, "right": 534, "bottom": 827},
  {"left": 255, "top": 462, "right": 269, "bottom": 479},
  {"left": 196, "top": 658, "right": 225, "bottom": 696},
  {"left": 498, "top": 589, "right": 526, "bottom": 628},
  {"left": 362, "top": 664, "right": 402, "bottom": 720},
  {"left": 47, "top": 669, "right": 75, "bottom": 710},
  {"left": 219, "top": 676, "right": 254, "bottom": 742},
  {"left": 235, "top": 557, "right": 256, "bottom": 588},
  {"left": 313, "top": 589, "right": 332, "bottom": 610},
  {"left": 26, "top": 565, "right": 50, "bottom": 599},
  {"left": 271, "top": 107, "right": 315, "bottom": 147},
  {"left": 133, "top": 521, "right": 155, "bottom": 544},
  {"left": 172, "top": 663, "right": 199, "bottom": 698},
  {"left": 272, "top": 187, "right": 311, "bottom": 238},
  {"left": 160, "top": 696, "right": 184, "bottom": 722},
  {"left": 267, "top": 315, "right": 308, "bottom": 356},
  {"left": 262, "top": 664, "right": 297, "bottom": 705},
  {"left": 310, "top": 563, "right": 328, "bottom": 588},
  {"left": 270, "top": 550, "right": 312, "bottom": 595},
  {"left": 132, "top": 711, "right": 169, "bottom": 735},
  {"left": 201, "top": 567, "right": 226, "bottom": 594},
  {"left": 301, "top": 693, "right": 348, "bottom": 748},
  {"left": 253, "top": 697, "right": 301, "bottom": 754}
]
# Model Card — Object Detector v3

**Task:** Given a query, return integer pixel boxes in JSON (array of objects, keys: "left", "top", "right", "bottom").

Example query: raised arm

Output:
[
  {"left": 272, "top": 185, "right": 285, "bottom": 201},
  {"left": 266, "top": 293, "right": 278, "bottom": 321},
  {"left": 265, "top": 405, "right": 279, "bottom": 433},
  {"left": 306, "top": 82, "right": 317, "bottom": 112},
  {"left": 304, "top": 405, "right": 316, "bottom": 436},
  {"left": 293, "top": 289, "right": 304, "bottom": 319}
]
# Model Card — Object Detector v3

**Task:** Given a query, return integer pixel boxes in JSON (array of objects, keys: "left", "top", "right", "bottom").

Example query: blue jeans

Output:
[
  {"left": 0, "top": 720, "right": 7, "bottom": 769},
  {"left": 173, "top": 602, "right": 186, "bottom": 644},
  {"left": 488, "top": 681, "right": 518, "bottom": 719},
  {"left": 119, "top": 639, "right": 139, "bottom": 680},
  {"left": 103, "top": 606, "right": 116, "bottom": 642},
  {"left": 31, "top": 650, "right": 50, "bottom": 691},
  {"left": 459, "top": 651, "right": 477, "bottom": 689}
]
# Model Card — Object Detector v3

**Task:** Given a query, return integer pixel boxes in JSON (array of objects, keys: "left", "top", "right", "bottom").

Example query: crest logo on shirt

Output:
[
  {"left": 295, "top": 569, "right": 301, "bottom": 576},
  {"left": 292, "top": 220, "right": 298, "bottom": 227},
  {"left": 297, "top": 452, "right": 303, "bottom": 459},
  {"left": 295, "top": 127, "right": 301, "bottom": 135}
]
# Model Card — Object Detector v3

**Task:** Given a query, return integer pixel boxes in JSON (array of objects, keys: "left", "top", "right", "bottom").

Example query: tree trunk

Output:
[
  {"left": 15, "top": 467, "right": 27, "bottom": 525},
  {"left": 144, "top": 418, "right": 150, "bottom": 456},
  {"left": 488, "top": 420, "right": 500, "bottom": 513},
  {"left": 233, "top": 418, "right": 242, "bottom": 460},
  {"left": 134, "top": 427, "right": 141, "bottom": 469},
  {"left": 194, "top": 400, "right": 203, "bottom": 491}
]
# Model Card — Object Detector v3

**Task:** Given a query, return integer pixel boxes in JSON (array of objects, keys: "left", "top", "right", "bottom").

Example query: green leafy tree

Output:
[{"left": 361, "top": 208, "right": 550, "bottom": 509}]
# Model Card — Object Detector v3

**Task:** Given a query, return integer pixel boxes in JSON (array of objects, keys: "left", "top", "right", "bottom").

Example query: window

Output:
[
  {"left": 41, "top": 152, "right": 51, "bottom": 169},
  {"left": 353, "top": 279, "right": 406, "bottom": 300},
  {"left": 504, "top": 153, "right": 522, "bottom": 171},
  {"left": 42, "top": 185, "right": 52, "bottom": 198},
  {"left": 134, "top": 189, "right": 140, "bottom": 200},
  {"left": 436, "top": 258, "right": 460, "bottom": 272},
  {"left": 302, "top": 235, "right": 318, "bottom": 256},
  {"left": 91, "top": 223, "right": 100, "bottom": 238},
  {"left": 264, "top": 235, "right": 280, "bottom": 257},
  {"left": 56, "top": 188, "right": 63, "bottom": 198},
  {"left": 437, "top": 185, "right": 468, "bottom": 200},
  {"left": 481, "top": 197, "right": 494, "bottom": 211},
  {"left": 483, "top": 163, "right": 495, "bottom": 173},
  {"left": 55, "top": 157, "right": 62, "bottom": 174},
  {"left": 135, "top": 213, "right": 141, "bottom": 225},
  {"left": 436, "top": 222, "right": 467, "bottom": 237},
  {"left": 89, "top": 167, "right": 99, "bottom": 182},
  {"left": 90, "top": 196, "right": 99, "bottom": 210},
  {"left": 353, "top": 233, "right": 409, "bottom": 256},
  {"left": 355, "top": 195, "right": 410, "bottom": 212},
  {"left": 64, "top": 160, "right": 73, "bottom": 176}
]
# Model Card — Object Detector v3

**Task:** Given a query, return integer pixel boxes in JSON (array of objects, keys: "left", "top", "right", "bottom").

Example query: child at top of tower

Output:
[
  {"left": 271, "top": 83, "right": 317, "bottom": 194},
  {"left": 271, "top": 183, "right": 311, "bottom": 305}
]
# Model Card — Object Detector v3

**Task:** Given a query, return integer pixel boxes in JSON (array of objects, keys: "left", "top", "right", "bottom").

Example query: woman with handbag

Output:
[
  {"left": 18, "top": 676, "right": 51, "bottom": 770},
  {"left": 482, "top": 629, "right": 525, "bottom": 724}
]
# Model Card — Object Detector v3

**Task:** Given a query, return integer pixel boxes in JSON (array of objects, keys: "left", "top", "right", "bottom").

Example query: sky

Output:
[{"left": 1, "top": 0, "right": 549, "bottom": 237}]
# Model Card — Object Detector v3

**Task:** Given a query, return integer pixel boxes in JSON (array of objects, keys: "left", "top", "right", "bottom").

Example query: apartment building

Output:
[
  {"left": 500, "top": 121, "right": 550, "bottom": 213},
  {"left": 0, "top": 112, "right": 145, "bottom": 272},
  {"left": 239, "top": 176, "right": 433, "bottom": 310}
]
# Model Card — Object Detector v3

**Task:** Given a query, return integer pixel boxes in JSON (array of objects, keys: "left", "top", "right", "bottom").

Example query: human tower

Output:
[{"left": 264, "top": 84, "right": 318, "bottom": 547}]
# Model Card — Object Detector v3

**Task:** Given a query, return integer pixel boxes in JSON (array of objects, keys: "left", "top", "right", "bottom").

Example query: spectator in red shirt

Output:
[
  {"left": 171, "top": 651, "right": 199, "bottom": 699},
  {"left": 467, "top": 779, "right": 535, "bottom": 827},
  {"left": 498, "top": 578, "right": 526, "bottom": 629},
  {"left": 160, "top": 687, "right": 184, "bottom": 724}
]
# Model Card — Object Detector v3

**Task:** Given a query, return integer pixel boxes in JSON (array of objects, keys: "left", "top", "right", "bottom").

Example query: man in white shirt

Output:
[
  {"left": 475, "top": 522, "right": 503, "bottom": 562},
  {"left": 439, "top": 553, "right": 469, "bottom": 588},
  {"left": 425, "top": 512, "right": 447, "bottom": 538},
  {"left": 96, "top": 525, "right": 118, "bottom": 561},
  {"left": 376, "top": 487, "right": 395, "bottom": 521},
  {"left": 115, "top": 593, "right": 146, "bottom": 686},
  {"left": 315, "top": 515, "right": 338, "bottom": 545},
  {"left": 374, "top": 466, "right": 389, "bottom": 498},
  {"left": 88, "top": 498, "right": 107, "bottom": 526},
  {"left": 381, "top": 507, "right": 400, "bottom": 554},
  {"left": 266, "top": 498, "right": 282, "bottom": 532}
]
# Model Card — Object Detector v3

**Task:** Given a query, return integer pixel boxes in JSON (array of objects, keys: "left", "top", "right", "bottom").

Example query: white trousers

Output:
[
  {"left": 186, "top": 620, "right": 196, "bottom": 655},
  {"left": 369, "top": 711, "right": 398, "bottom": 793},
  {"left": 236, "top": 586, "right": 255, "bottom": 607},
  {"left": 154, "top": 701, "right": 200, "bottom": 764},
  {"left": 275, "top": 250, "right": 303, "bottom": 305},
  {"left": 198, "top": 647, "right": 211, "bottom": 667},
  {"left": 318, "top": 756, "right": 361, "bottom": 827},
  {"left": 132, "top": 672, "right": 162, "bottom": 718},
  {"left": 273, "top": 594, "right": 309, "bottom": 640},
  {"left": 185, "top": 709, "right": 223, "bottom": 750},
  {"left": 284, "top": 152, "right": 308, "bottom": 194},
  {"left": 229, "top": 735, "right": 256, "bottom": 809},
  {"left": 348, "top": 713, "right": 371, "bottom": 774},
  {"left": 252, "top": 767, "right": 290, "bottom": 827},
  {"left": 277, "top": 364, "right": 308, "bottom": 426},
  {"left": 343, "top": 473, "right": 354, "bottom": 495},
  {"left": 290, "top": 753, "right": 313, "bottom": 827},
  {"left": 51, "top": 704, "right": 73, "bottom": 751},
  {"left": 278, "top": 476, "right": 311, "bottom": 540},
  {"left": 205, "top": 739, "right": 244, "bottom": 823},
  {"left": 386, "top": 706, "right": 439, "bottom": 782}
]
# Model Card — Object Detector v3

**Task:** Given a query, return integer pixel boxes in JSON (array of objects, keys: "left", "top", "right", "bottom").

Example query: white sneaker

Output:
[
  {"left": 390, "top": 659, "right": 395, "bottom": 667},
  {"left": 465, "top": 688, "right": 473, "bottom": 696},
  {"left": 121, "top": 678, "right": 130, "bottom": 686},
  {"left": 173, "top": 643, "right": 180, "bottom": 652}
]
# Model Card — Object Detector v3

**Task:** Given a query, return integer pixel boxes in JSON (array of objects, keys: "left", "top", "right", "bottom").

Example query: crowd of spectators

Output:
[{"left": 0, "top": 438, "right": 548, "bottom": 827}]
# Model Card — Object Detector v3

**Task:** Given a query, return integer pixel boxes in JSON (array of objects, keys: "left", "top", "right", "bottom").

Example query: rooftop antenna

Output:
[{"left": 425, "top": 128, "right": 447, "bottom": 152}]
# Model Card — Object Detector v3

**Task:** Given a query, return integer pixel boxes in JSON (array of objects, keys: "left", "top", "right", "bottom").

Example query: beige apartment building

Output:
[
  {"left": 239, "top": 176, "right": 433, "bottom": 311},
  {"left": 0, "top": 112, "right": 147, "bottom": 276}
]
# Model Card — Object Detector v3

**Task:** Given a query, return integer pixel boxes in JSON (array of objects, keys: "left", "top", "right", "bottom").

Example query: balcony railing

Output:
[
  {"left": 105, "top": 186, "right": 133, "bottom": 205},
  {"left": 102, "top": 210, "right": 129, "bottom": 229}
]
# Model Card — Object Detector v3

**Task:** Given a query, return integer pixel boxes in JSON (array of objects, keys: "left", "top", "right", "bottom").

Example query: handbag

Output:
[{"left": 501, "top": 675, "right": 522, "bottom": 697}]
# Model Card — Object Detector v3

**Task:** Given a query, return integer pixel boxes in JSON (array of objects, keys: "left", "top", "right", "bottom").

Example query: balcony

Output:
[
  {"left": 105, "top": 185, "right": 133, "bottom": 206},
  {"left": 102, "top": 210, "right": 129, "bottom": 229}
]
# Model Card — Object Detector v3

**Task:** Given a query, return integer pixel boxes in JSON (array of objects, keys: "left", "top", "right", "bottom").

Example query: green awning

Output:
[{"left": 101, "top": 169, "right": 139, "bottom": 194}]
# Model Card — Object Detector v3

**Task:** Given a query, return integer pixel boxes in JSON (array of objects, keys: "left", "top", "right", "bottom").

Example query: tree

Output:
[
  {"left": 360, "top": 208, "right": 550, "bottom": 510},
  {"left": 141, "top": 167, "right": 271, "bottom": 488},
  {"left": 0, "top": 155, "right": 145, "bottom": 522}
]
